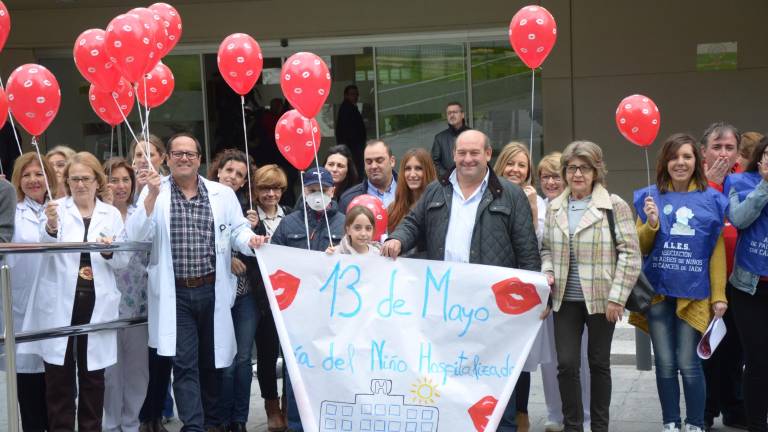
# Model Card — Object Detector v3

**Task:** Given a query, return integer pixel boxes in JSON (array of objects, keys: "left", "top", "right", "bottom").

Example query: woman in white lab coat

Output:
[
  {"left": 101, "top": 157, "right": 150, "bottom": 432},
  {"left": 21, "top": 151, "right": 128, "bottom": 432},
  {"left": 8, "top": 152, "right": 57, "bottom": 432}
]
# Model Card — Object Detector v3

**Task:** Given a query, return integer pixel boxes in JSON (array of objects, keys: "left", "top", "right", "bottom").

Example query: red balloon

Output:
[
  {"left": 149, "top": 2, "right": 182, "bottom": 57},
  {"left": 509, "top": 5, "right": 557, "bottom": 69},
  {"left": 281, "top": 52, "right": 331, "bottom": 118},
  {"left": 0, "top": 2, "right": 10, "bottom": 55},
  {"left": 615, "top": 94, "right": 661, "bottom": 147},
  {"left": 128, "top": 7, "right": 166, "bottom": 74},
  {"left": 105, "top": 13, "right": 155, "bottom": 83},
  {"left": 0, "top": 86, "right": 8, "bottom": 129},
  {"left": 89, "top": 78, "right": 134, "bottom": 127},
  {"left": 217, "top": 33, "right": 263, "bottom": 96},
  {"left": 347, "top": 194, "right": 388, "bottom": 241},
  {"left": 137, "top": 62, "right": 174, "bottom": 109},
  {"left": 6, "top": 64, "right": 61, "bottom": 136},
  {"left": 275, "top": 109, "right": 320, "bottom": 170},
  {"left": 73, "top": 29, "right": 122, "bottom": 92}
]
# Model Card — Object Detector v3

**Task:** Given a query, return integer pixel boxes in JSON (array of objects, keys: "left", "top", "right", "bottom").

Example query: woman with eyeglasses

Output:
[
  {"left": 540, "top": 141, "right": 641, "bottom": 432},
  {"left": 536, "top": 152, "right": 592, "bottom": 432},
  {"left": 101, "top": 157, "right": 151, "bottom": 432},
  {"left": 631, "top": 133, "right": 728, "bottom": 432},
  {"left": 252, "top": 164, "right": 290, "bottom": 431},
  {"left": 8, "top": 152, "right": 58, "bottom": 432},
  {"left": 725, "top": 136, "right": 768, "bottom": 431},
  {"left": 21, "top": 152, "right": 128, "bottom": 432}
]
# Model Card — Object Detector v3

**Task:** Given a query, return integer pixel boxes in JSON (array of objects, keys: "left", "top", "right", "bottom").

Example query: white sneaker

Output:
[
  {"left": 663, "top": 423, "right": 680, "bottom": 432},
  {"left": 684, "top": 425, "right": 704, "bottom": 432},
  {"left": 543, "top": 421, "right": 564, "bottom": 432}
]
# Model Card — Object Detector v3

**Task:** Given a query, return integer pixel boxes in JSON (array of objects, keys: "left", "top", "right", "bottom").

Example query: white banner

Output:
[{"left": 256, "top": 244, "right": 548, "bottom": 432}]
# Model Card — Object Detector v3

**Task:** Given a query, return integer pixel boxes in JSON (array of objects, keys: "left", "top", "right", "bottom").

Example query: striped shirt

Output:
[
  {"left": 170, "top": 176, "right": 215, "bottom": 279},
  {"left": 563, "top": 195, "right": 590, "bottom": 302}
]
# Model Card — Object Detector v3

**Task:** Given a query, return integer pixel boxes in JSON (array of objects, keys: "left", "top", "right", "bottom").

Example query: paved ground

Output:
[
  {"left": 0, "top": 319, "right": 743, "bottom": 431},
  {"left": 158, "top": 322, "right": 743, "bottom": 432}
]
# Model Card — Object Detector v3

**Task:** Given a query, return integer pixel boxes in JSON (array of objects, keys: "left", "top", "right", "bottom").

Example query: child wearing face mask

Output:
[{"left": 326, "top": 205, "right": 382, "bottom": 255}]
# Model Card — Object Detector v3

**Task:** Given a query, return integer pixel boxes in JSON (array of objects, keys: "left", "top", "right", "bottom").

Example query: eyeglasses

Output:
[
  {"left": 52, "top": 161, "right": 67, "bottom": 169},
  {"left": 169, "top": 151, "right": 200, "bottom": 160},
  {"left": 68, "top": 176, "right": 95, "bottom": 185},
  {"left": 446, "top": 110, "right": 462, "bottom": 115},
  {"left": 565, "top": 165, "right": 593, "bottom": 175},
  {"left": 541, "top": 175, "right": 562, "bottom": 183}
]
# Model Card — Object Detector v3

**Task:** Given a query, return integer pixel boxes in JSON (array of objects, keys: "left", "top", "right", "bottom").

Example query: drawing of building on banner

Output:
[{"left": 319, "top": 379, "right": 440, "bottom": 432}]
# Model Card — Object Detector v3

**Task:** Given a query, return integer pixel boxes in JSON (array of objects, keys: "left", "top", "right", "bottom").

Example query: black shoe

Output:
[
  {"left": 228, "top": 423, "right": 247, "bottom": 432},
  {"left": 722, "top": 418, "right": 748, "bottom": 430}
]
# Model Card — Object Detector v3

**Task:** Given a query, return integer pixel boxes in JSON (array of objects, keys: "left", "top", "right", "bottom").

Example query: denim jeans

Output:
[
  {"left": 497, "top": 389, "right": 519, "bottom": 431},
  {"left": 648, "top": 296, "right": 705, "bottom": 429},
  {"left": 173, "top": 283, "right": 222, "bottom": 432},
  {"left": 218, "top": 292, "right": 259, "bottom": 424},
  {"left": 285, "top": 368, "right": 302, "bottom": 431}
]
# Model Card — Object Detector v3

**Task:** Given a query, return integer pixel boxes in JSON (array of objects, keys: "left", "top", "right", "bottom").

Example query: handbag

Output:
[{"left": 605, "top": 208, "right": 655, "bottom": 313}]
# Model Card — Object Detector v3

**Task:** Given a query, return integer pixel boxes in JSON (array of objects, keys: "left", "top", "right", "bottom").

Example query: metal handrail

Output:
[
  {"left": 0, "top": 316, "right": 148, "bottom": 344},
  {"left": 1, "top": 241, "right": 151, "bottom": 431},
  {"left": 0, "top": 241, "right": 151, "bottom": 254}
]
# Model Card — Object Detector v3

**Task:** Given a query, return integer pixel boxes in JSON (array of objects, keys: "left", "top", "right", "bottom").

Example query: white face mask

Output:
[{"left": 306, "top": 191, "right": 332, "bottom": 211}]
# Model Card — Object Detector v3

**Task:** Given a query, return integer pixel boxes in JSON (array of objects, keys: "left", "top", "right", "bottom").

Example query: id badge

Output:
[{"left": 217, "top": 224, "right": 230, "bottom": 254}]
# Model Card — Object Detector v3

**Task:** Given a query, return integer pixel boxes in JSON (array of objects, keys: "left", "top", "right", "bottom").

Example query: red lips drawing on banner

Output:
[
  {"left": 491, "top": 277, "right": 541, "bottom": 315},
  {"left": 269, "top": 270, "right": 300, "bottom": 311},
  {"left": 468, "top": 395, "right": 498, "bottom": 431}
]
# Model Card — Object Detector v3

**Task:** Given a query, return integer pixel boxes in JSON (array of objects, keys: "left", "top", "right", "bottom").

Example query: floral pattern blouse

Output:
[{"left": 115, "top": 205, "right": 148, "bottom": 318}]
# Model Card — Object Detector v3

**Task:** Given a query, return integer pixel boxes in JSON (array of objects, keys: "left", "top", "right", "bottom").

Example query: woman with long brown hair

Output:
[
  {"left": 8, "top": 152, "right": 57, "bottom": 432},
  {"left": 387, "top": 148, "right": 437, "bottom": 235}
]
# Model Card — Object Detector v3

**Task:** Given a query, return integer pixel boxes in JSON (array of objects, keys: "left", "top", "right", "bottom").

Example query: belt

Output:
[{"left": 175, "top": 272, "right": 216, "bottom": 289}]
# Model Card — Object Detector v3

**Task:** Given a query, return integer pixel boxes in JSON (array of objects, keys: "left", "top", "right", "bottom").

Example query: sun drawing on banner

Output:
[{"left": 410, "top": 376, "right": 440, "bottom": 405}]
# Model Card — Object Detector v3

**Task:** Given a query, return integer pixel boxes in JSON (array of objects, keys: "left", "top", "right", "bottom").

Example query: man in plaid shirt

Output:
[{"left": 127, "top": 133, "right": 266, "bottom": 432}]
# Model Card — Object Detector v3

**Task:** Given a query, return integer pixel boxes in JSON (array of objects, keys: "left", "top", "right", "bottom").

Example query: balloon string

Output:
[
  {"left": 240, "top": 95, "right": 253, "bottom": 211},
  {"left": 529, "top": 68, "right": 535, "bottom": 157},
  {"left": 645, "top": 147, "right": 652, "bottom": 197},
  {"left": 30, "top": 136, "right": 54, "bottom": 202},
  {"left": 113, "top": 94, "right": 152, "bottom": 171},
  {"left": 0, "top": 77, "right": 24, "bottom": 155},
  {"left": 109, "top": 126, "right": 114, "bottom": 176},
  {"left": 309, "top": 117, "right": 333, "bottom": 249},
  {"left": 142, "top": 75, "right": 150, "bottom": 139},
  {"left": 145, "top": 108, "right": 151, "bottom": 139},
  {"left": 133, "top": 84, "right": 147, "bottom": 137},
  {"left": 299, "top": 171, "right": 310, "bottom": 250}
]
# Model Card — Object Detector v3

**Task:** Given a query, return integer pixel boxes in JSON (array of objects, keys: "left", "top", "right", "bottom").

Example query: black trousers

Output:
[
  {"left": 18, "top": 372, "right": 47, "bottom": 432},
  {"left": 730, "top": 281, "right": 768, "bottom": 432},
  {"left": 44, "top": 290, "right": 104, "bottom": 432},
  {"left": 139, "top": 347, "right": 173, "bottom": 423},
  {"left": 514, "top": 372, "right": 531, "bottom": 413},
  {"left": 554, "top": 301, "right": 616, "bottom": 432},
  {"left": 255, "top": 306, "right": 281, "bottom": 400},
  {"left": 704, "top": 283, "right": 746, "bottom": 424}
]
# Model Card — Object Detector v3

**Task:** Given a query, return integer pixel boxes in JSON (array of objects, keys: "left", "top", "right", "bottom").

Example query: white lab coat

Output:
[
  {"left": 4, "top": 200, "right": 46, "bottom": 373},
  {"left": 125, "top": 176, "right": 256, "bottom": 368},
  {"left": 20, "top": 197, "right": 129, "bottom": 371}
]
